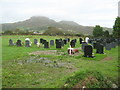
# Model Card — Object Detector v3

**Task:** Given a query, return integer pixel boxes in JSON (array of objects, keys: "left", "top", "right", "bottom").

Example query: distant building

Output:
[{"left": 118, "top": 1, "right": 120, "bottom": 17}]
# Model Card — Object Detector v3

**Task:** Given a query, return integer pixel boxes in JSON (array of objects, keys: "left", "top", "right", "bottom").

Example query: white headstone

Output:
[
  {"left": 25, "top": 38, "right": 30, "bottom": 41},
  {"left": 85, "top": 37, "right": 89, "bottom": 43}
]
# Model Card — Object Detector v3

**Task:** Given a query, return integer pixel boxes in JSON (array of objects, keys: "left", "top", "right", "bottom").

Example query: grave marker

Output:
[
  {"left": 16, "top": 40, "right": 22, "bottom": 46},
  {"left": 9, "top": 39, "right": 14, "bottom": 46},
  {"left": 84, "top": 45, "right": 93, "bottom": 57},
  {"left": 50, "top": 40, "right": 54, "bottom": 46},
  {"left": 96, "top": 44, "right": 104, "bottom": 54},
  {"left": 34, "top": 39, "right": 38, "bottom": 45}
]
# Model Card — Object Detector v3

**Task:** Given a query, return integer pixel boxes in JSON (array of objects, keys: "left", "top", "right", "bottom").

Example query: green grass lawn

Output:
[{"left": 2, "top": 35, "right": 119, "bottom": 88}]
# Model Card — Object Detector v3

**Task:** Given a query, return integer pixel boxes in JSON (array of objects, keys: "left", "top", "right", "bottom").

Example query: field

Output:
[{"left": 2, "top": 35, "right": 119, "bottom": 88}]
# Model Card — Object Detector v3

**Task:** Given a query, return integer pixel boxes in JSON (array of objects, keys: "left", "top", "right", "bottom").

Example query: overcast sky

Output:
[{"left": 1, "top": 0, "right": 119, "bottom": 28}]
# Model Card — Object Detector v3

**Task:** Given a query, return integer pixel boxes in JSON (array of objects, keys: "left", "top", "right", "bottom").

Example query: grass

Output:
[{"left": 2, "top": 35, "right": 119, "bottom": 88}]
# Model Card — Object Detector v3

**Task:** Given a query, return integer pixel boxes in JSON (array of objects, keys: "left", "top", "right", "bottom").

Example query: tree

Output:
[
  {"left": 43, "top": 27, "right": 64, "bottom": 36},
  {"left": 4, "top": 30, "right": 13, "bottom": 35},
  {"left": 103, "top": 30, "right": 109, "bottom": 37},
  {"left": 113, "top": 17, "right": 120, "bottom": 38},
  {"left": 14, "top": 28, "right": 20, "bottom": 34},
  {"left": 93, "top": 25, "right": 103, "bottom": 37}
]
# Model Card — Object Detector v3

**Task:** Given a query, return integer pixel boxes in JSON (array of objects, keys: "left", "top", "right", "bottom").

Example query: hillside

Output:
[{"left": 1, "top": 16, "right": 113, "bottom": 35}]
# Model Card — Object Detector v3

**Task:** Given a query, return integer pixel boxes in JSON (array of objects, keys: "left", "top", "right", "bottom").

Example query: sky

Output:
[{"left": 0, "top": 0, "right": 119, "bottom": 28}]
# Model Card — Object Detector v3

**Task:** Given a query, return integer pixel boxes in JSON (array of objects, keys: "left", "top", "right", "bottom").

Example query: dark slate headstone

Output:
[
  {"left": 40, "top": 38, "right": 43, "bottom": 43},
  {"left": 55, "top": 39, "right": 59, "bottom": 44},
  {"left": 74, "top": 39, "right": 77, "bottom": 43},
  {"left": 25, "top": 40, "right": 31, "bottom": 47},
  {"left": 34, "top": 39, "right": 38, "bottom": 45},
  {"left": 93, "top": 42, "right": 97, "bottom": 49},
  {"left": 61, "top": 40, "right": 64, "bottom": 47},
  {"left": 96, "top": 44, "right": 104, "bottom": 54},
  {"left": 70, "top": 40, "right": 75, "bottom": 48},
  {"left": 56, "top": 41, "right": 62, "bottom": 48},
  {"left": 42, "top": 40, "right": 46, "bottom": 44},
  {"left": 44, "top": 42, "right": 49, "bottom": 48},
  {"left": 81, "top": 42, "right": 88, "bottom": 51},
  {"left": 68, "top": 38, "right": 70, "bottom": 42},
  {"left": 50, "top": 40, "right": 54, "bottom": 46},
  {"left": 9, "top": 39, "right": 14, "bottom": 46},
  {"left": 84, "top": 45, "right": 93, "bottom": 57},
  {"left": 16, "top": 40, "right": 22, "bottom": 46},
  {"left": 63, "top": 39, "right": 67, "bottom": 44},
  {"left": 79, "top": 38, "right": 83, "bottom": 44}
]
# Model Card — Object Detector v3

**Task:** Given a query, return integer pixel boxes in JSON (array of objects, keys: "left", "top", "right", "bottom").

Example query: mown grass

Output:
[{"left": 2, "top": 35, "right": 119, "bottom": 88}]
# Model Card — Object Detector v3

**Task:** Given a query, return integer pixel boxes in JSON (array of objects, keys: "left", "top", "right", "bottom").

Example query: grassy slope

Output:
[{"left": 2, "top": 35, "right": 119, "bottom": 88}]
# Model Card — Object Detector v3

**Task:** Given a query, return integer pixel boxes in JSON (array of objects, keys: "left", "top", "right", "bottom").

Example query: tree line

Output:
[{"left": 1, "top": 17, "right": 120, "bottom": 38}]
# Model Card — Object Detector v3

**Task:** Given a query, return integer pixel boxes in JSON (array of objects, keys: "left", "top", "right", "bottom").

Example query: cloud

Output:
[{"left": 1, "top": 0, "right": 119, "bottom": 27}]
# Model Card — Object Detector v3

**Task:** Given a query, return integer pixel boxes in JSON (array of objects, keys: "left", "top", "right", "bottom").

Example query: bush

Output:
[
  {"left": 3, "top": 30, "right": 13, "bottom": 35},
  {"left": 63, "top": 70, "right": 114, "bottom": 88}
]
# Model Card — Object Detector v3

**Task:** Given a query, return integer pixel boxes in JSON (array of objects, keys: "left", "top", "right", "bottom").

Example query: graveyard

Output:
[{"left": 2, "top": 35, "right": 119, "bottom": 88}]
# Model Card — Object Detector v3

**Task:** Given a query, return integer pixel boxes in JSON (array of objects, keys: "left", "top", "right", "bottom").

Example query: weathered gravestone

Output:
[
  {"left": 44, "top": 42, "right": 49, "bottom": 48},
  {"left": 79, "top": 38, "right": 83, "bottom": 44},
  {"left": 9, "top": 39, "right": 14, "bottom": 46},
  {"left": 81, "top": 42, "right": 88, "bottom": 51},
  {"left": 33, "top": 39, "right": 37, "bottom": 44},
  {"left": 16, "top": 40, "right": 22, "bottom": 46},
  {"left": 56, "top": 41, "right": 62, "bottom": 48},
  {"left": 70, "top": 40, "right": 75, "bottom": 48},
  {"left": 25, "top": 40, "right": 31, "bottom": 47},
  {"left": 96, "top": 44, "right": 104, "bottom": 54},
  {"left": 50, "top": 40, "right": 54, "bottom": 46},
  {"left": 84, "top": 45, "right": 93, "bottom": 57}
]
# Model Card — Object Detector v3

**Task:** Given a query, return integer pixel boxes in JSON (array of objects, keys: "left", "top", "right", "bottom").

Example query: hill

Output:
[{"left": 1, "top": 16, "right": 113, "bottom": 35}]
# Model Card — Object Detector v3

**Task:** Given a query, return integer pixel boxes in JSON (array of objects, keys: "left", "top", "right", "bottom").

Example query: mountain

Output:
[{"left": 1, "top": 16, "right": 113, "bottom": 35}]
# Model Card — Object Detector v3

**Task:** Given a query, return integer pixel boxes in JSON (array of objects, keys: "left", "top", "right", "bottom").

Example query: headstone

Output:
[
  {"left": 79, "top": 38, "right": 83, "bottom": 44},
  {"left": 63, "top": 39, "right": 67, "bottom": 44},
  {"left": 85, "top": 37, "right": 89, "bottom": 43},
  {"left": 9, "top": 39, "right": 14, "bottom": 46},
  {"left": 81, "top": 42, "right": 88, "bottom": 51},
  {"left": 25, "top": 40, "right": 31, "bottom": 47},
  {"left": 74, "top": 39, "right": 77, "bottom": 43},
  {"left": 34, "top": 39, "right": 38, "bottom": 45},
  {"left": 93, "top": 42, "right": 97, "bottom": 49},
  {"left": 50, "top": 40, "right": 54, "bottom": 46},
  {"left": 56, "top": 41, "right": 62, "bottom": 48},
  {"left": 40, "top": 38, "right": 43, "bottom": 43},
  {"left": 96, "top": 44, "right": 104, "bottom": 54},
  {"left": 42, "top": 40, "right": 46, "bottom": 44},
  {"left": 44, "top": 42, "right": 49, "bottom": 48},
  {"left": 70, "top": 40, "right": 75, "bottom": 48},
  {"left": 16, "top": 40, "right": 22, "bottom": 46},
  {"left": 84, "top": 45, "right": 93, "bottom": 57},
  {"left": 61, "top": 40, "right": 64, "bottom": 47},
  {"left": 25, "top": 38, "right": 30, "bottom": 41},
  {"left": 68, "top": 38, "right": 70, "bottom": 42},
  {"left": 55, "top": 39, "right": 59, "bottom": 44}
]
